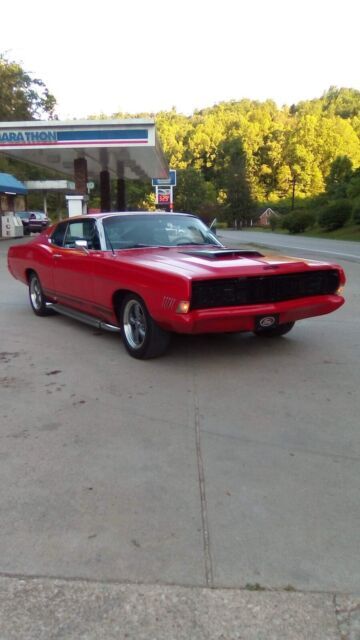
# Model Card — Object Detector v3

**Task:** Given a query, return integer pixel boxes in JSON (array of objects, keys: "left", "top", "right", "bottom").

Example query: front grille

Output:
[{"left": 191, "top": 269, "right": 340, "bottom": 310}]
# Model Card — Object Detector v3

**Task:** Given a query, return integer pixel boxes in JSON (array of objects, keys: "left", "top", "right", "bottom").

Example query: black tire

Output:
[
  {"left": 253, "top": 321, "right": 295, "bottom": 337},
  {"left": 120, "top": 293, "right": 171, "bottom": 359},
  {"left": 28, "top": 272, "right": 53, "bottom": 316}
]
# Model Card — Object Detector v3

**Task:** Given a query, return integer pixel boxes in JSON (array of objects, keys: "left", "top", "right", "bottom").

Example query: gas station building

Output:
[{"left": 0, "top": 119, "right": 168, "bottom": 235}]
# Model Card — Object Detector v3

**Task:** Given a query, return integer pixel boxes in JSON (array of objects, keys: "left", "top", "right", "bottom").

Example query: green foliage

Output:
[
  {"left": 352, "top": 199, "right": 360, "bottom": 225},
  {"left": 123, "top": 180, "right": 153, "bottom": 210},
  {"left": 0, "top": 53, "right": 56, "bottom": 120},
  {"left": 269, "top": 214, "right": 279, "bottom": 230},
  {"left": 215, "top": 136, "right": 254, "bottom": 224},
  {"left": 318, "top": 200, "right": 352, "bottom": 231},
  {"left": 347, "top": 168, "right": 360, "bottom": 199},
  {"left": 281, "top": 209, "right": 316, "bottom": 234},
  {"left": 174, "top": 167, "right": 217, "bottom": 215},
  {"left": 325, "top": 156, "right": 353, "bottom": 197},
  {"left": 151, "top": 93, "right": 360, "bottom": 214}
]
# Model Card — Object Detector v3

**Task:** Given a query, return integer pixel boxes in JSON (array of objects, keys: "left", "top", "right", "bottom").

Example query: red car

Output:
[{"left": 7, "top": 212, "right": 346, "bottom": 359}]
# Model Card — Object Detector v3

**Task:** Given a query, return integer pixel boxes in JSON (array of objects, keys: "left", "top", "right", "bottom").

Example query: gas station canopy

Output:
[{"left": 0, "top": 119, "right": 168, "bottom": 181}]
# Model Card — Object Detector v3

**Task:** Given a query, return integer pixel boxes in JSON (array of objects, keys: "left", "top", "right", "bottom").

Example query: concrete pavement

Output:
[
  {"left": 2, "top": 576, "right": 359, "bottom": 639},
  {"left": 1, "top": 236, "right": 359, "bottom": 638}
]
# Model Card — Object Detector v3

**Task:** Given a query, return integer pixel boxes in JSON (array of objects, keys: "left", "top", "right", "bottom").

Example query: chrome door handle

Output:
[{"left": 53, "top": 254, "right": 62, "bottom": 258}]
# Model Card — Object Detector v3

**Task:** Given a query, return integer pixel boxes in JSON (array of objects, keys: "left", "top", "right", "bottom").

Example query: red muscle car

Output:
[{"left": 7, "top": 212, "right": 346, "bottom": 359}]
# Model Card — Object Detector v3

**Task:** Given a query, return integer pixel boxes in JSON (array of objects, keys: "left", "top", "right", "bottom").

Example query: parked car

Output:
[
  {"left": 16, "top": 211, "right": 49, "bottom": 235},
  {"left": 7, "top": 212, "right": 346, "bottom": 359}
]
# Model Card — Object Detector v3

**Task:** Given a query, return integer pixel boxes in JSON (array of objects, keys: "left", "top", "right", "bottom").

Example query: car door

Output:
[{"left": 51, "top": 218, "right": 100, "bottom": 315}]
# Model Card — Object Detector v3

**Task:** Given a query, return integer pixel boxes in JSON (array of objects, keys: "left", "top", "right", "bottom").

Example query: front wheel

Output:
[
  {"left": 253, "top": 321, "right": 295, "bottom": 338},
  {"left": 120, "top": 294, "right": 171, "bottom": 359},
  {"left": 28, "top": 272, "right": 53, "bottom": 316}
]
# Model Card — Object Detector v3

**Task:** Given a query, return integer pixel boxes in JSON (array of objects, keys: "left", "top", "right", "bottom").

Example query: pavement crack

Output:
[{"left": 191, "top": 367, "right": 214, "bottom": 588}]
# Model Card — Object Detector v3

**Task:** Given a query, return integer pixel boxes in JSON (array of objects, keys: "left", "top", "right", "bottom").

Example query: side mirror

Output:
[{"left": 75, "top": 239, "right": 89, "bottom": 253}]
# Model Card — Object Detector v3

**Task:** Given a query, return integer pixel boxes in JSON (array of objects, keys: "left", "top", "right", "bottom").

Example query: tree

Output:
[
  {"left": 174, "top": 168, "right": 217, "bottom": 215},
  {"left": 215, "top": 137, "right": 254, "bottom": 225},
  {"left": 0, "top": 53, "right": 56, "bottom": 120},
  {"left": 321, "top": 87, "right": 360, "bottom": 119},
  {"left": 325, "top": 156, "right": 353, "bottom": 197},
  {"left": 346, "top": 168, "right": 360, "bottom": 199}
]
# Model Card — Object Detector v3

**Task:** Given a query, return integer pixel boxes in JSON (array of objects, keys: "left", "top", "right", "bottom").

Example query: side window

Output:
[
  {"left": 64, "top": 219, "right": 101, "bottom": 250},
  {"left": 51, "top": 222, "right": 68, "bottom": 247}
]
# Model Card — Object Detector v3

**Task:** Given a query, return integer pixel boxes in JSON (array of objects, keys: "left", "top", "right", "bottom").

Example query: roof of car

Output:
[
  {"left": 93, "top": 211, "right": 195, "bottom": 218},
  {"left": 62, "top": 211, "right": 196, "bottom": 223}
]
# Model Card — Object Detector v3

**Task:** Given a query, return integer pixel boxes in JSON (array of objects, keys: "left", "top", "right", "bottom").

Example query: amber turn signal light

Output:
[{"left": 176, "top": 301, "right": 190, "bottom": 314}]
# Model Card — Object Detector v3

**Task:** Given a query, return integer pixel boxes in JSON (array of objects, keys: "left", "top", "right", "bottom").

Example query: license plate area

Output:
[{"left": 255, "top": 314, "right": 279, "bottom": 330}]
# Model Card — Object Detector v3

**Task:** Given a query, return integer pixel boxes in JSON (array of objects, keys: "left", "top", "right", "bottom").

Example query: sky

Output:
[{"left": 2, "top": 0, "right": 359, "bottom": 120}]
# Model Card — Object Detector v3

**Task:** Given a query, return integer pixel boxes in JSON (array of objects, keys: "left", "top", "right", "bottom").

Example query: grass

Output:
[{"left": 301, "top": 224, "right": 360, "bottom": 241}]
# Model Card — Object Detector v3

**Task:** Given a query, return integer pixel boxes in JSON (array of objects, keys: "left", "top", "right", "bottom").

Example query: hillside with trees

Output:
[
  {"left": 112, "top": 89, "right": 360, "bottom": 232},
  {"left": 1, "top": 53, "right": 359, "bottom": 233}
]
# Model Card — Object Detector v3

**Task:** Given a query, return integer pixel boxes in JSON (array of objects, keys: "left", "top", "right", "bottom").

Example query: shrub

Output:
[
  {"left": 352, "top": 199, "right": 360, "bottom": 225},
  {"left": 269, "top": 214, "right": 279, "bottom": 230},
  {"left": 318, "top": 200, "right": 352, "bottom": 231},
  {"left": 281, "top": 210, "right": 315, "bottom": 234}
]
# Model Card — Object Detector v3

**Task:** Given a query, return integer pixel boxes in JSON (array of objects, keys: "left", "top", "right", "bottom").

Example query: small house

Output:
[{"left": 258, "top": 207, "right": 278, "bottom": 226}]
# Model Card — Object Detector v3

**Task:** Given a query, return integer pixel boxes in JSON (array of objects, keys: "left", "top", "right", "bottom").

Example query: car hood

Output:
[{"left": 110, "top": 246, "right": 330, "bottom": 279}]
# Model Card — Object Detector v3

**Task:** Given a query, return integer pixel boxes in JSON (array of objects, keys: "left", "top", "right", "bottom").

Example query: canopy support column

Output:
[
  {"left": 116, "top": 162, "right": 126, "bottom": 211},
  {"left": 100, "top": 170, "right": 111, "bottom": 212},
  {"left": 74, "top": 158, "right": 88, "bottom": 194},
  {"left": 74, "top": 157, "right": 88, "bottom": 215}
]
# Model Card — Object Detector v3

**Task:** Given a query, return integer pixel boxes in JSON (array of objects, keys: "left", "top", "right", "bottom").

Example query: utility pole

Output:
[{"left": 291, "top": 176, "right": 296, "bottom": 210}]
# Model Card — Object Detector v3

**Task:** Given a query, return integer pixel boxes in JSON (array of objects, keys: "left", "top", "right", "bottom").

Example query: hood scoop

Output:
[{"left": 180, "top": 249, "right": 264, "bottom": 260}]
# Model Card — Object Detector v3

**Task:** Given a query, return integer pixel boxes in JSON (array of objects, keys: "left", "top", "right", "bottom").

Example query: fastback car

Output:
[{"left": 7, "top": 212, "right": 346, "bottom": 359}]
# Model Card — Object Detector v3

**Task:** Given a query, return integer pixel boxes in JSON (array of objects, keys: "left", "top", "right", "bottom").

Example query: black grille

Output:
[{"left": 191, "top": 269, "right": 340, "bottom": 310}]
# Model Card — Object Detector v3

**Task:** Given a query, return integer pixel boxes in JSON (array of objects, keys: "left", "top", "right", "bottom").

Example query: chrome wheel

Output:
[
  {"left": 123, "top": 298, "right": 147, "bottom": 350},
  {"left": 30, "top": 275, "right": 42, "bottom": 311},
  {"left": 28, "top": 272, "right": 53, "bottom": 316},
  {"left": 120, "top": 294, "right": 171, "bottom": 359}
]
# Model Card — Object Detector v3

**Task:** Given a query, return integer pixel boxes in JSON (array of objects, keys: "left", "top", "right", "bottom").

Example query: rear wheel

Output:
[
  {"left": 253, "top": 321, "right": 295, "bottom": 337},
  {"left": 28, "top": 272, "right": 53, "bottom": 316},
  {"left": 120, "top": 294, "right": 170, "bottom": 359}
]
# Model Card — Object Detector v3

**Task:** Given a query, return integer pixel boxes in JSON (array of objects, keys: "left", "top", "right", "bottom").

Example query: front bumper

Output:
[{"left": 164, "top": 294, "right": 345, "bottom": 334}]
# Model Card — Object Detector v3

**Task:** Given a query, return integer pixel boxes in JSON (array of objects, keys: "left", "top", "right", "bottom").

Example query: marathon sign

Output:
[
  {"left": 0, "top": 128, "right": 149, "bottom": 148},
  {"left": 0, "top": 130, "right": 57, "bottom": 144}
]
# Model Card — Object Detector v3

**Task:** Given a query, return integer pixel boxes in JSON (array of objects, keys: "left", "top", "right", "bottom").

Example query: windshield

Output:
[{"left": 102, "top": 214, "right": 222, "bottom": 250}]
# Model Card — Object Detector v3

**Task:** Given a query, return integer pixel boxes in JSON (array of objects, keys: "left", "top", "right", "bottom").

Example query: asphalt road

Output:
[
  {"left": 1, "top": 236, "right": 359, "bottom": 597},
  {"left": 219, "top": 228, "right": 360, "bottom": 263}
]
